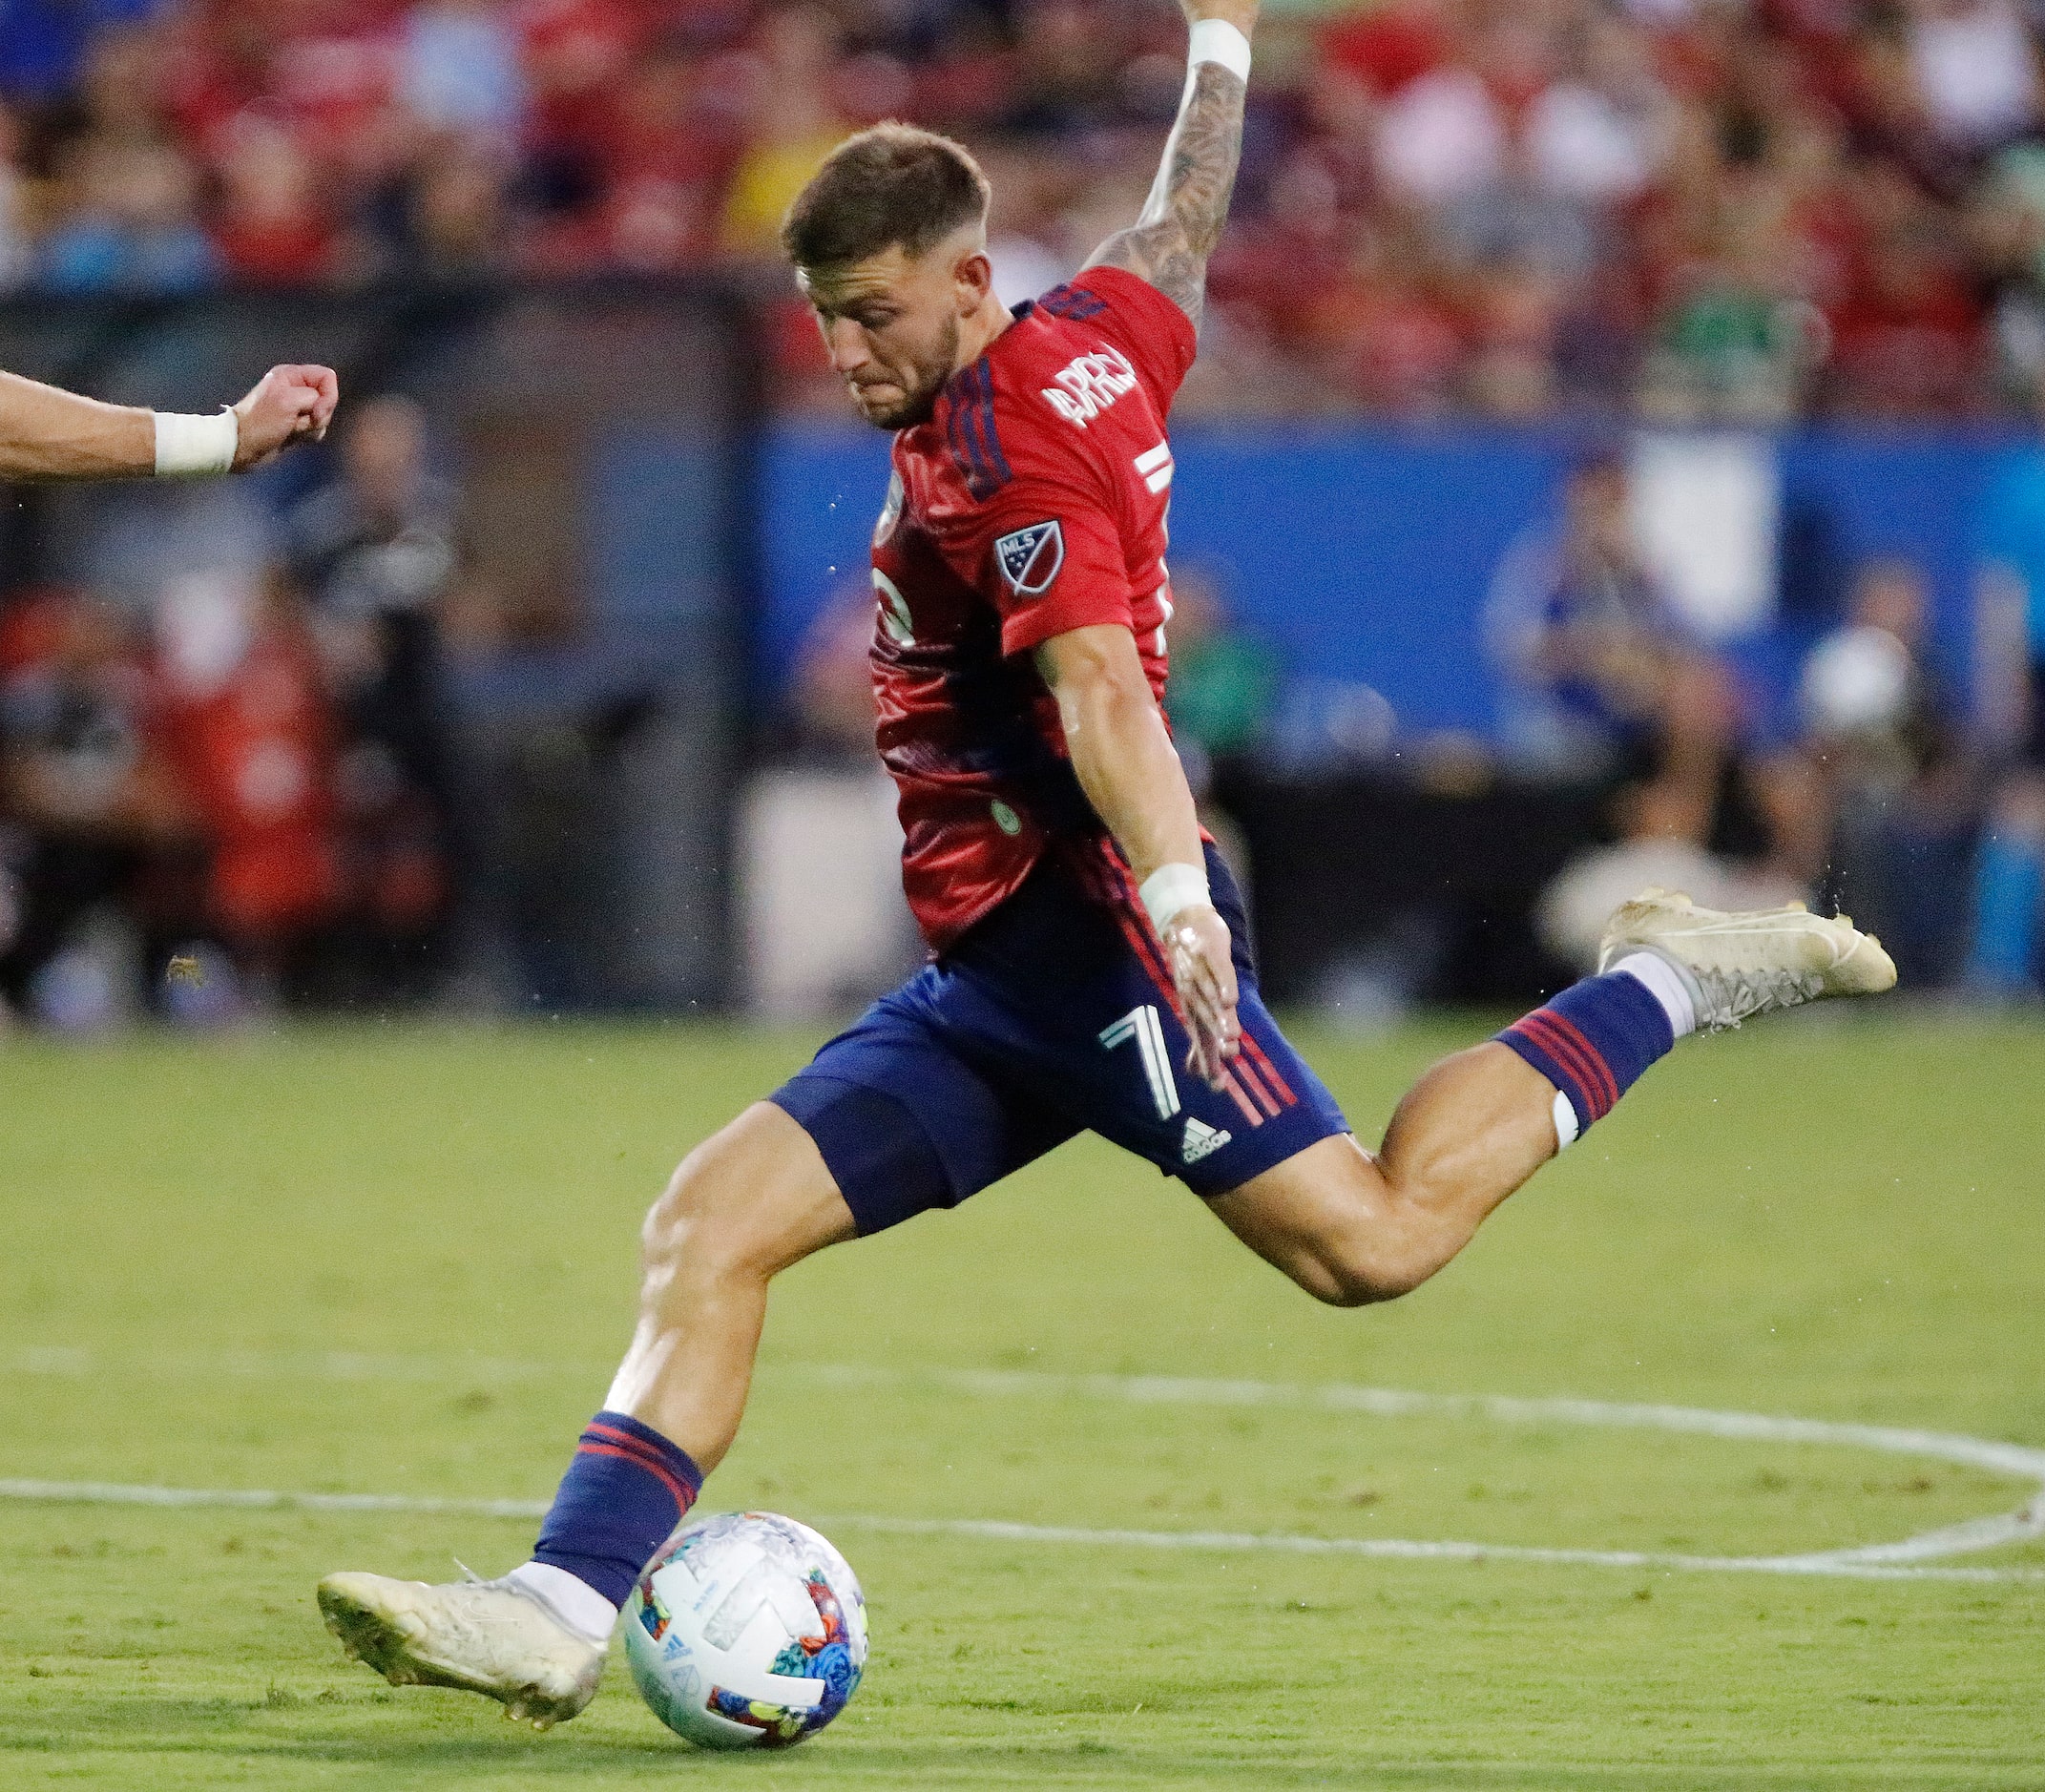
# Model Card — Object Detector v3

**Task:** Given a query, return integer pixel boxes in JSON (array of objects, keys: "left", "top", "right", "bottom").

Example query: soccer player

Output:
[
  {"left": 317, "top": 0, "right": 1895, "bottom": 1728},
  {"left": 0, "top": 364, "right": 338, "bottom": 481}
]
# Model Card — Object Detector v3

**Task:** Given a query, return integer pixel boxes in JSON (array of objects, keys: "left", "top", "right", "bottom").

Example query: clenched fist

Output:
[{"left": 231, "top": 364, "right": 340, "bottom": 471}]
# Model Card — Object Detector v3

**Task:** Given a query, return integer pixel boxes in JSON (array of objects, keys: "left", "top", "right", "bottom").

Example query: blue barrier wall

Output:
[{"left": 758, "top": 421, "right": 2022, "bottom": 740}]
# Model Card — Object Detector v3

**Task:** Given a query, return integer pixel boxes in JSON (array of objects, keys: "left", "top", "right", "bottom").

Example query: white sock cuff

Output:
[
  {"left": 1613, "top": 950, "right": 1698, "bottom": 1040},
  {"left": 1551, "top": 1088, "right": 1579, "bottom": 1153},
  {"left": 508, "top": 1560, "right": 619, "bottom": 1646}
]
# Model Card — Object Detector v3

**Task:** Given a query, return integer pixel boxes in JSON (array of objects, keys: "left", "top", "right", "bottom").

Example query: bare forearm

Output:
[
  {"left": 0, "top": 370, "right": 155, "bottom": 481},
  {"left": 1040, "top": 630, "right": 1203, "bottom": 883},
  {"left": 1084, "top": 47, "right": 1248, "bottom": 325},
  {"left": 1068, "top": 679, "right": 1205, "bottom": 882},
  {"left": 0, "top": 361, "right": 338, "bottom": 481}
]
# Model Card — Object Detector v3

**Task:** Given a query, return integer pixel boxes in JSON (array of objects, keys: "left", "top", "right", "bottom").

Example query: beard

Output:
[{"left": 849, "top": 313, "right": 960, "bottom": 430}]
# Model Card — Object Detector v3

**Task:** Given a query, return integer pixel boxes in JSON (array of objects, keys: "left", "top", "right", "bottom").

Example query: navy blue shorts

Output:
[{"left": 769, "top": 842, "right": 1350, "bottom": 1235}]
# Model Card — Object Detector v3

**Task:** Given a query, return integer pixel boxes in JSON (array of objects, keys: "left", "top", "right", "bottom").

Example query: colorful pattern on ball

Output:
[{"left": 622, "top": 1511, "right": 868, "bottom": 1751}]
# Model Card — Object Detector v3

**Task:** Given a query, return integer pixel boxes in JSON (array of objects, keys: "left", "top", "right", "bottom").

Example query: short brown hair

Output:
[{"left": 781, "top": 123, "right": 991, "bottom": 273}]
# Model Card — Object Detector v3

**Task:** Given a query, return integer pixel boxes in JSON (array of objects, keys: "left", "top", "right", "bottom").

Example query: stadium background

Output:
[
  {"left": 4, "top": 0, "right": 2045, "bottom": 1023},
  {"left": 3, "top": 6, "right": 2044, "bottom": 1787}
]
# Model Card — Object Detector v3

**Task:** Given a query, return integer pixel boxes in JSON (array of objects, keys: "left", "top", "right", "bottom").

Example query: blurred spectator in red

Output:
[
  {"left": 571, "top": 35, "right": 734, "bottom": 273},
  {"left": 1825, "top": 188, "right": 1987, "bottom": 415},
  {"left": 1322, "top": 0, "right": 1451, "bottom": 100},
  {"left": 156, "top": 567, "right": 341, "bottom": 997},
  {"left": 210, "top": 115, "right": 340, "bottom": 282},
  {"left": 1304, "top": 209, "right": 1466, "bottom": 414},
  {"left": 519, "top": 0, "right": 642, "bottom": 172},
  {"left": 1209, "top": 145, "right": 1354, "bottom": 361}
]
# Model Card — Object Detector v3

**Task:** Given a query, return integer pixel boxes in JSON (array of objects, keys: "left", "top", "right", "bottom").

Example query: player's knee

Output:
[
  {"left": 640, "top": 1145, "right": 767, "bottom": 1287},
  {"left": 640, "top": 1123, "right": 824, "bottom": 1290},
  {"left": 1298, "top": 1221, "right": 1435, "bottom": 1308},
  {"left": 1309, "top": 1248, "right": 1426, "bottom": 1309}
]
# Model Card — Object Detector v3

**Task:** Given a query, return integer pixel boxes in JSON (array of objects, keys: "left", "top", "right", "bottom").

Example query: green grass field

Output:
[{"left": 1, "top": 1014, "right": 2041, "bottom": 1789}]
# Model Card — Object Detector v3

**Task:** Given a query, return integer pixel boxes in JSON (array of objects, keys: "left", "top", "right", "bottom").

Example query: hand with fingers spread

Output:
[
  {"left": 1162, "top": 900, "right": 1241, "bottom": 1090},
  {"left": 231, "top": 364, "right": 340, "bottom": 470}
]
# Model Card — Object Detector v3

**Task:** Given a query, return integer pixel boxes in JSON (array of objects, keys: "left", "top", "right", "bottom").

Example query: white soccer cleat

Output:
[
  {"left": 317, "top": 1570, "right": 604, "bottom": 1729},
  {"left": 1597, "top": 886, "right": 1897, "bottom": 1031}
]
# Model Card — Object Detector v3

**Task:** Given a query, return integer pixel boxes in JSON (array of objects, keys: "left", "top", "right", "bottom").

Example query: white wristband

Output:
[
  {"left": 1139, "top": 862, "right": 1210, "bottom": 936},
  {"left": 1187, "top": 17, "right": 1252, "bottom": 84},
  {"left": 153, "top": 408, "right": 239, "bottom": 477}
]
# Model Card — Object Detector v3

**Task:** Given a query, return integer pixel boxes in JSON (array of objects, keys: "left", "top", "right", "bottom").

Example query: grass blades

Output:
[{"left": 0, "top": 1015, "right": 2040, "bottom": 1786}]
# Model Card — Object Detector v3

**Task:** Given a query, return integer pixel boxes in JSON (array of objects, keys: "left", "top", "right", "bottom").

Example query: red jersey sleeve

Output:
[
  {"left": 939, "top": 476, "right": 1134, "bottom": 658},
  {"left": 1053, "top": 264, "right": 1199, "bottom": 411}
]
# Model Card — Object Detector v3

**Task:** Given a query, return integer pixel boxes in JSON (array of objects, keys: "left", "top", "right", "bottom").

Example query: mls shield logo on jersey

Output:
[{"left": 993, "top": 520, "right": 1064, "bottom": 597}]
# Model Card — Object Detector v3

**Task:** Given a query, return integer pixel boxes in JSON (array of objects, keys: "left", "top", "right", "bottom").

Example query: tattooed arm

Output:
[{"left": 1083, "top": 0, "right": 1257, "bottom": 328}]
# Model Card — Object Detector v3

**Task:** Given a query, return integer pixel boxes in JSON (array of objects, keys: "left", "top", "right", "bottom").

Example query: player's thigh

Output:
[
  {"left": 766, "top": 974, "right": 1080, "bottom": 1237},
  {"left": 650, "top": 1101, "right": 858, "bottom": 1281}
]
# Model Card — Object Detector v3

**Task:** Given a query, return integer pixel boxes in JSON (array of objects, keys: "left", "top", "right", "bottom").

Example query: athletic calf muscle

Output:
[{"left": 1212, "top": 1046, "right": 1559, "bottom": 1307}]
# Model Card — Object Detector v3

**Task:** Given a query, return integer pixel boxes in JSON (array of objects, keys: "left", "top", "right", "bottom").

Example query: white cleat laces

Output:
[{"left": 1597, "top": 887, "right": 1897, "bottom": 1031}]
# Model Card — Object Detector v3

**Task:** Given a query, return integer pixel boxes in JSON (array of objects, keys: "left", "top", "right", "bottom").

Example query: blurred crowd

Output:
[
  {"left": 13, "top": 0, "right": 2045, "bottom": 416},
  {"left": 0, "top": 396, "right": 461, "bottom": 1026},
  {"left": 8, "top": 0, "right": 2045, "bottom": 1025},
  {"left": 1491, "top": 451, "right": 1988, "bottom": 989}
]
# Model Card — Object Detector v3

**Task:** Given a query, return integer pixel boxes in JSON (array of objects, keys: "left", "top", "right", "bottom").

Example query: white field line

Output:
[
  {"left": 0, "top": 1479, "right": 548, "bottom": 1519},
  {"left": 0, "top": 1479, "right": 2037, "bottom": 1585},
  {"left": 7, "top": 1346, "right": 583, "bottom": 1385},
  {"left": 8, "top": 1351, "right": 2044, "bottom": 1583}
]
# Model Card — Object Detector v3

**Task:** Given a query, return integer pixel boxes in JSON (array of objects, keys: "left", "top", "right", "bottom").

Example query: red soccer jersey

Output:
[{"left": 870, "top": 265, "right": 1198, "bottom": 953}]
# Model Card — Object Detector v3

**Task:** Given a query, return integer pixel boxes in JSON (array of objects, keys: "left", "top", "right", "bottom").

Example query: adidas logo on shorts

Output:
[{"left": 1180, "top": 1117, "right": 1231, "bottom": 1164}]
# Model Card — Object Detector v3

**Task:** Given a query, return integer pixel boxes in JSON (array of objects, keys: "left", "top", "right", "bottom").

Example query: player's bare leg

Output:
[
  {"left": 319, "top": 1104, "right": 855, "bottom": 1725},
  {"left": 1213, "top": 889, "right": 1897, "bottom": 1305},
  {"left": 601, "top": 1103, "right": 856, "bottom": 1470},
  {"left": 1211, "top": 1047, "right": 1556, "bottom": 1304}
]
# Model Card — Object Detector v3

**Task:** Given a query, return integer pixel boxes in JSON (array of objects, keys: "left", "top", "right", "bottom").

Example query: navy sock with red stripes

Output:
[
  {"left": 1495, "top": 969, "right": 1675, "bottom": 1136},
  {"left": 531, "top": 1410, "right": 703, "bottom": 1609}
]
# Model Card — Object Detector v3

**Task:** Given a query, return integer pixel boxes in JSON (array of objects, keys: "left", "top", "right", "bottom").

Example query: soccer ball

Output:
[{"left": 623, "top": 1511, "right": 866, "bottom": 1749}]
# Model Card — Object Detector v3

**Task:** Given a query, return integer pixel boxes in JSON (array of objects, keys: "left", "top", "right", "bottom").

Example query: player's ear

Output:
[{"left": 951, "top": 248, "right": 994, "bottom": 316}]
